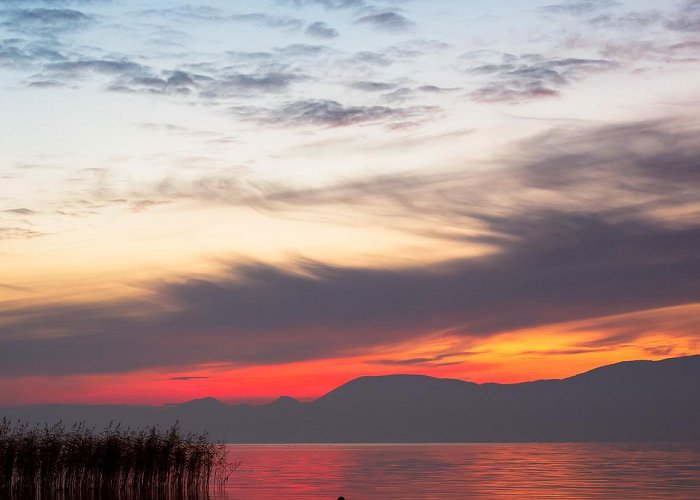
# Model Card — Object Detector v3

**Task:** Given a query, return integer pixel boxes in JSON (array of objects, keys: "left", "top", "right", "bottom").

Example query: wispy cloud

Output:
[
  {"left": 305, "top": 21, "right": 339, "bottom": 38},
  {"left": 370, "top": 352, "right": 480, "bottom": 367},
  {"left": 540, "top": 0, "right": 621, "bottom": 16},
  {"left": 348, "top": 80, "right": 397, "bottom": 91},
  {"left": 0, "top": 8, "right": 92, "bottom": 36},
  {"left": 137, "top": 6, "right": 304, "bottom": 31},
  {"left": 37, "top": 56, "right": 306, "bottom": 99},
  {"left": 667, "top": 0, "right": 700, "bottom": 32},
  {"left": 589, "top": 10, "right": 663, "bottom": 29},
  {"left": 46, "top": 58, "right": 147, "bottom": 76},
  {"left": 197, "top": 72, "right": 304, "bottom": 97},
  {"left": 229, "top": 99, "right": 437, "bottom": 127},
  {"left": 0, "top": 227, "right": 45, "bottom": 240},
  {"left": 0, "top": 39, "right": 66, "bottom": 68},
  {"left": 356, "top": 11, "right": 413, "bottom": 31},
  {"left": 3, "top": 208, "right": 38, "bottom": 215},
  {"left": 467, "top": 54, "right": 616, "bottom": 103},
  {"left": 280, "top": 0, "right": 366, "bottom": 10}
]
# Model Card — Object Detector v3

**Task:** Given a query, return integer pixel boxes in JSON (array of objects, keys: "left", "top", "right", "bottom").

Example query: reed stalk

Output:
[{"left": 0, "top": 418, "right": 230, "bottom": 498}]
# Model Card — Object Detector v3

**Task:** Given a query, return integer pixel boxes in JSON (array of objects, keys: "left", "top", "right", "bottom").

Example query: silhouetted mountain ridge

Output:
[
  {"left": 176, "top": 397, "right": 227, "bottom": 408},
  {"left": 2, "top": 355, "right": 698, "bottom": 443}
]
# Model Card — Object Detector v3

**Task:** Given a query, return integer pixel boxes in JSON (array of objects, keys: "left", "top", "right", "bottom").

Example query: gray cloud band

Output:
[{"left": 1, "top": 119, "right": 699, "bottom": 376}]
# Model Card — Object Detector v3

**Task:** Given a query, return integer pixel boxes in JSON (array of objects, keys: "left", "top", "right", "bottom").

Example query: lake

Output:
[{"left": 214, "top": 443, "right": 700, "bottom": 499}]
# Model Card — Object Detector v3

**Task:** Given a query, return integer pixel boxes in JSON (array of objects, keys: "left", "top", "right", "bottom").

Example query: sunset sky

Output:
[{"left": 1, "top": 0, "right": 699, "bottom": 406}]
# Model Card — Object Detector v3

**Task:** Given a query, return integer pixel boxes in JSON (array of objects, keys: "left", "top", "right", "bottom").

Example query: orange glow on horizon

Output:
[{"left": 2, "top": 301, "right": 696, "bottom": 407}]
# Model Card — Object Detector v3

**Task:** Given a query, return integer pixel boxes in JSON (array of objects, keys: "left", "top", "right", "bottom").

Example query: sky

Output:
[{"left": 1, "top": 0, "right": 699, "bottom": 406}]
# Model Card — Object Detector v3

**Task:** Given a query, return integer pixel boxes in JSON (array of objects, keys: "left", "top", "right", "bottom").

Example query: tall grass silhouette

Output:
[{"left": 0, "top": 418, "right": 232, "bottom": 498}]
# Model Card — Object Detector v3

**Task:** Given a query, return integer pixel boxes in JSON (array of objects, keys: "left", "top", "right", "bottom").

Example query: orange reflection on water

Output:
[{"left": 219, "top": 443, "right": 700, "bottom": 499}]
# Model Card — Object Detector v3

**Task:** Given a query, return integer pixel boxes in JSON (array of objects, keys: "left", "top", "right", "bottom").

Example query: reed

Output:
[{"left": 0, "top": 418, "right": 230, "bottom": 498}]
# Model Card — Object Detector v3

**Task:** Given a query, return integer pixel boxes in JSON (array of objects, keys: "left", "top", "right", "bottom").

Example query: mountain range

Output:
[{"left": 3, "top": 355, "right": 698, "bottom": 442}]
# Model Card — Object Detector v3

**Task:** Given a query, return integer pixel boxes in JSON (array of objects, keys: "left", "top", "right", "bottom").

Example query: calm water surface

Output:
[{"left": 213, "top": 443, "right": 700, "bottom": 499}]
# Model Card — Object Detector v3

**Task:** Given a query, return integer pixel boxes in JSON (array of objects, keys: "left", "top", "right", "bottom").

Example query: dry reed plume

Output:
[{"left": 0, "top": 418, "right": 233, "bottom": 498}]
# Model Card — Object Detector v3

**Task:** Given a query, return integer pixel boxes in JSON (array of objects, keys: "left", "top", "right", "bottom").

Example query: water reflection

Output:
[
  {"left": 7, "top": 443, "right": 696, "bottom": 499},
  {"left": 216, "top": 443, "right": 700, "bottom": 499}
]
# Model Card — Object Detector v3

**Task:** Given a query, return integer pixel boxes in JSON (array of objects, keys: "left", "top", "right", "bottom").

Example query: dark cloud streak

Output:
[
  {"left": 229, "top": 99, "right": 437, "bottom": 127},
  {"left": 0, "top": 8, "right": 92, "bottom": 36},
  {"left": 468, "top": 54, "right": 617, "bottom": 103},
  {"left": 280, "top": 0, "right": 366, "bottom": 9},
  {"left": 356, "top": 11, "right": 413, "bottom": 31},
  {"left": 540, "top": 0, "right": 620, "bottom": 16},
  {"left": 667, "top": 0, "right": 700, "bottom": 32},
  {"left": 136, "top": 6, "right": 303, "bottom": 31},
  {"left": 305, "top": 21, "right": 339, "bottom": 38}
]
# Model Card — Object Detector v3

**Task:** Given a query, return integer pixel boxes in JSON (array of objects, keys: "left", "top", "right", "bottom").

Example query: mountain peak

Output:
[
  {"left": 270, "top": 396, "right": 301, "bottom": 407},
  {"left": 178, "top": 397, "right": 226, "bottom": 408},
  {"left": 316, "top": 373, "right": 476, "bottom": 407}
]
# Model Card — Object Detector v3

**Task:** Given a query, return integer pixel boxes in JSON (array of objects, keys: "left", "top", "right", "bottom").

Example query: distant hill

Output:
[{"left": 3, "top": 355, "right": 699, "bottom": 442}]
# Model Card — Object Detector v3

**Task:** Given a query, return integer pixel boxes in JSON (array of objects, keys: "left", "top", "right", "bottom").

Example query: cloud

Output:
[
  {"left": 202, "top": 72, "right": 304, "bottom": 98},
  {"left": 346, "top": 51, "right": 393, "bottom": 66},
  {"left": 0, "top": 8, "right": 92, "bottom": 36},
  {"left": 667, "top": 0, "right": 700, "bottom": 32},
  {"left": 109, "top": 70, "right": 205, "bottom": 96},
  {"left": 138, "top": 6, "right": 303, "bottom": 31},
  {"left": 589, "top": 11, "right": 663, "bottom": 30},
  {"left": 170, "top": 376, "right": 213, "bottom": 381},
  {"left": 38, "top": 57, "right": 160, "bottom": 90},
  {"left": 0, "top": 283, "right": 32, "bottom": 292},
  {"left": 0, "top": 119, "right": 699, "bottom": 376},
  {"left": 517, "top": 347, "right": 611, "bottom": 356},
  {"left": 1, "top": 215, "right": 698, "bottom": 376},
  {"left": 27, "top": 79, "right": 65, "bottom": 87},
  {"left": 468, "top": 54, "right": 617, "bottom": 104},
  {"left": 229, "top": 99, "right": 437, "bottom": 127},
  {"left": 596, "top": 37, "right": 700, "bottom": 63},
  {"left": 370, "top": 352, "right": 479, "bottom": 367},
  {"left": 379, "top": 87, "right": 413, "bottom": 103},
  {"left": 348, "top": 81, "right": 397, "bottom": 91},
  {"left": 417, "top": 85, "right": 458, "bottom": 93},
  {"left": 542, "top": 0, "right": 698, "bottom": 37},
  {"left": 1, "top": 0, "right": 106, "bottom": 4},
  {"left": 139, "top": 119, "right": 700, "bottom": 221},
  {"left": 305, "top": 21, "right": 339, "bottom": 38},
  {"left": 3, "top": 208, "right": 37, "bottom": 215},
  {"left": 46, "top": 59, "right": 147, "bottom": 76},
  {"left": 540, "top": 0, "right": 620, "bottom": 16},
  {"left": 229, "top": 13, "right": 303, "bottom": 30},
  {"left": 225, "top": 44, "right": 331, "bottom": 62},
  {"left": 0, "top": 227, "right": 44, "bottom": 240},
  {"left": 0, "top": 39, "right": 66, "bottom": 68},
  {"left": 356, "top": 11, "right": 413, "bottom": 31},
  {"left": 280, "top": 0, "right": 366, "bottom": 9},
  {"left": 669, "top": 40, "right": 700, "bottom": 51},
  {"left": 274, "top": 43, "right": 332, "bottom": 56},
  {"left": 39, "top": 56, "right": 304, "bottom": 98}
]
